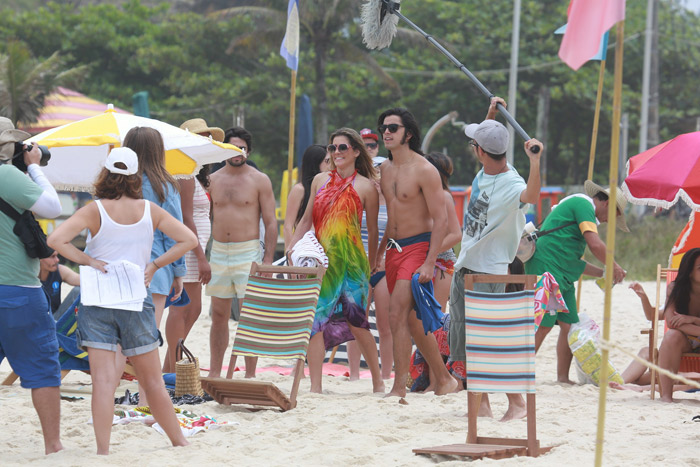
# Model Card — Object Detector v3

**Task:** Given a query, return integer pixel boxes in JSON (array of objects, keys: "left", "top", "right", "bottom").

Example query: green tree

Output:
[{"left": 0, "top": 40, "right": 84, "bottom": 125}]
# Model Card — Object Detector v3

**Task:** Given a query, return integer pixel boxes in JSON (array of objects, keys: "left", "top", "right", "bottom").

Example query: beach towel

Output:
[
  {"left": 411, "top": 273, "right": 445, "bottom": 334},
  {"left": 104, "top": 407, "right": 234, "bottom": 437},
  {"left": 533, "top": 272, "right": 568, "bottom": 332},
  {"left": 290, "top": 230, "right": 329, "bottom": 268}
]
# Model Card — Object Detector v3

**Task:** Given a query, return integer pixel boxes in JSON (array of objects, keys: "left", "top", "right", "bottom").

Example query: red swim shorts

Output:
[{"left": 385, "top": 235, "right": 430, "bottom": 294}]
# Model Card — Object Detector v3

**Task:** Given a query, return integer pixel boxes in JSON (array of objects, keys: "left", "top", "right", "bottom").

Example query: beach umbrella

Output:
[
  {"left": 18, "top": 87, "right": 131, "bottom": 134},
  {"left": 622, "top": 131, "right": 700, "bottom": 210},
  {"left": 27, "top": 107, "right": 243, "bottom": 191}
]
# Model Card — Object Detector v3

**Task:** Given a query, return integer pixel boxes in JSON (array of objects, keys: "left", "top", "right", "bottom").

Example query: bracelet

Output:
[{"left": 152, "top": 258, "right": 161, "bottom": 269}]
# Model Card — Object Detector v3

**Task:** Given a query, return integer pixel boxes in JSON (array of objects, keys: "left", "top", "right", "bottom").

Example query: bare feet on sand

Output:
[
  {"left": 609, "top": 381, "right": 643, "bottom": 392},
  {"left": 500, "top": 403, "right": 527, "bottom": 422},
  {"left": 435, "top": 376, "right": 460, "bottom": 395},
  {"left": 373, "top": 381, "right": 386, "bottom": 393},
  {"left": 557, "top": 377, "right": 576, "bottom": 385}
]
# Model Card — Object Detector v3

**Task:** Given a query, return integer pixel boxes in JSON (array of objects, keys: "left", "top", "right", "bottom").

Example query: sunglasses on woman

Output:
[
  {"left": 327, "top": 143, "right": 351, "bottom": 153},
  {"left": 378, "top": 123, "right": 405, "bottom": 134}
]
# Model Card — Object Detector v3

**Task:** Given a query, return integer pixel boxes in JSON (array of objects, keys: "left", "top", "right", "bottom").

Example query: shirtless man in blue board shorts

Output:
[{"left": 205, "top": 127, "right": 278, "bottom": 378}]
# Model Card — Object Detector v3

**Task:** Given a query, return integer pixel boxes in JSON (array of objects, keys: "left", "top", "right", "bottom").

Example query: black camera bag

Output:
[{"left": 0, "top": 196, "right": 54, "bottom": 259}]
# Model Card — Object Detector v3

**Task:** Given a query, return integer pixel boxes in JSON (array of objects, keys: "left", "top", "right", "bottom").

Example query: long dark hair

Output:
[
  {"left": 377, "top": 108, "right": 423, "bottom": 160},
  {"left": 666, "top": 247, "right": 700, "bottom": 315},
  {"left": 328, "top": 128, "right": 377, "bottom": 180},
  {"left": 425, "top": 152, "right": 453, "bottom": 191},
  {"left": 295, "top": 145, "right": 327, "bottom": 226},
  {"left": 123, "top": 127, "right": 179, "bottom": 203}
]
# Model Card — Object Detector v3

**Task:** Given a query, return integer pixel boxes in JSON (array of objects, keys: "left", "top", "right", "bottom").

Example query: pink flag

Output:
[{"left": 558, "top": 0, "right": 626, "bottom": 70}]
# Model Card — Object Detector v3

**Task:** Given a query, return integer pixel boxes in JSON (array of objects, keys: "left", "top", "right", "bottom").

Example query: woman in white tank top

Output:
[{"left": 48, "top": 148, "right": 197, "bottom": 455}]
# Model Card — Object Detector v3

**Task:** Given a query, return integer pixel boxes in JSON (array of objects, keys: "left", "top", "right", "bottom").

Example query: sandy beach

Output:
[{"left": 2, "top": 280, "right": 699, "bottom": 466}]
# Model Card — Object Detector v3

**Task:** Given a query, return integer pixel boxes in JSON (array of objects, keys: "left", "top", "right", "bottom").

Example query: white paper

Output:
[{"left": 80, "top": 260, "right": 147, "bottom": 311}]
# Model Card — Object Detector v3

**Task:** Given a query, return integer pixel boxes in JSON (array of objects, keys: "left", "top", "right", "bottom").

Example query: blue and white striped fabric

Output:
[
  {"left": 361, "top": 204, "right": 388, "bottom": 255},
  {"left": 465, "top": 289, "right": 536, "bottom": 393}
]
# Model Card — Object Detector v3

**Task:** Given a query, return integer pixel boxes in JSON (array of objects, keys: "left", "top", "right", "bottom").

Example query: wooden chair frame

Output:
[
  {"left": 414, "top": 274, "right": 551, "bottom": 460},
  {"left": 201, "top": 262, "right": 324, "bottom": 412}
]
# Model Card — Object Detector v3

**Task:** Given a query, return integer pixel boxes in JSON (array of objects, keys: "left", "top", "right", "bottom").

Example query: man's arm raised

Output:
[
  {"left": 415, "top": 163, "right": 447, "bottom": 283},
  {"left": 520, "top": 138, "right": 542, "bottom": 204}
]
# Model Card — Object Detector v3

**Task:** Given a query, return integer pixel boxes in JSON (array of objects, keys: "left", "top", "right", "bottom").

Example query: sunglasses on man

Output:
[
  {"left": 378, "top": 123, "right": 405, "bottom": 134},
  {"left": 365, "top": 142, "right": 378, "bottom": 150},
  {"left": 327, "top": 143, "right": 351, "bottom": 153}
]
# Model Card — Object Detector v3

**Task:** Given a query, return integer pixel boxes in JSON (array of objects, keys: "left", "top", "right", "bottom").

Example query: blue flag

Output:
[{"left": 280, "top": 0, "right": 300, "bottom": 71}]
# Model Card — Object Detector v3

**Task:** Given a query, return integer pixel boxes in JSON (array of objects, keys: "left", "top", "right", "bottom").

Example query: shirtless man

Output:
[
  {"left": 206, "top": 127, "right": 277, "bottom": 378},
  {"left": 377, "top": 108, "right": 459, "bottom": 397}
]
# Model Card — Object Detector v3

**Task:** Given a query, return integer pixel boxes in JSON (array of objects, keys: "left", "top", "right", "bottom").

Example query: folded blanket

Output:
[{"left": 290, "top": 231, "right": 328, "bottom": 268}]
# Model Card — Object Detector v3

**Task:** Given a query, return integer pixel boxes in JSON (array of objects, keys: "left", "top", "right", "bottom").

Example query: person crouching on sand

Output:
[{"left": 48, "top": 147, "right": 196, "bottom": 454}]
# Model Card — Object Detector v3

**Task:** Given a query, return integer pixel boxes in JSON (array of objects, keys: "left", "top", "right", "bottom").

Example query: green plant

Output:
[{"left": 584, "top": 214, "right": 687, "bottom": 281}]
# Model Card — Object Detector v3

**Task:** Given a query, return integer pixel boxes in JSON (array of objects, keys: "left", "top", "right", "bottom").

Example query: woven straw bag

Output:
[{"left": 175, "top": 339, "right": 204, "bottom": 397}]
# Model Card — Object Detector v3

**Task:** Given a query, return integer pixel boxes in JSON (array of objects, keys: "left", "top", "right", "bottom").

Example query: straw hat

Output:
[
  {"left": 584, "top": 180, "right": 629, "bottom": 232},
  {"left": 0, "top": 117, "right": 31, "bottom": 162},
  {"left": 179, "top": 118, "right": 224, "bottom": 142}
]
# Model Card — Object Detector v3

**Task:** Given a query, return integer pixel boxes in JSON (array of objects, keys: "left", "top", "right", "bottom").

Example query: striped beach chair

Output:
[
  {"left": 415, "top": 274, "right": 550, "bottom": 460},
  {"left": 201, "top": 262, "right": 324, "bottom": 411}
]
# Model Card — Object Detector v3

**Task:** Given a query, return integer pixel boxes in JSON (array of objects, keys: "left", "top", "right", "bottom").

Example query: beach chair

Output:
[
  {"left": 200, "top": 262, "right": 324, "bottom": 411},
  {"left": 647, "top": 265, "right": 700, "bottom": 399},
  {"left": 414, "top": 274, "right": 551, "bottom": 460}
]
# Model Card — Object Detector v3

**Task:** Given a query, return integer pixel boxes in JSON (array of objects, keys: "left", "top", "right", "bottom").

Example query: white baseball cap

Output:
[
  {"left": 464, "top": 119, "right": 509, "bottom": 155},
  {"left": 105, "top": 147, "right": 138, "bottom": 175}
]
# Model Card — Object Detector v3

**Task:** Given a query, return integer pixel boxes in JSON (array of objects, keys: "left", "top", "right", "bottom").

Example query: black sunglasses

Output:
[
  {"left": 378, "top": 124, "right": 404, "bottom": 134},
  {"left": 469, "top": 140, "right": 479, "bottom": 148},
  {"left": 365, "top": 142, "right": 378, "bottom": 150},
  {"left": 327, "top": 143, "right": 351, "bottom": 153}
]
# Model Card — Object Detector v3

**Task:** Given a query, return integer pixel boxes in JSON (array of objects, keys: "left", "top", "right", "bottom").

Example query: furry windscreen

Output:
[{"left": 360, "top": 0, "right": 401, "bottom": 50}]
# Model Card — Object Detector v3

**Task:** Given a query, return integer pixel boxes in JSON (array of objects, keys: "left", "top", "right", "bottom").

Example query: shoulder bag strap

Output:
[
  {"left": 0, "top": 196, "right": 20, "bottom": 222},
  {"left": 537, "top": 220, "right": 577, "bottom": 237}
]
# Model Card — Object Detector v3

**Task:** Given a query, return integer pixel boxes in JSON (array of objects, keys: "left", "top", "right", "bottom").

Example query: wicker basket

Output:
[{"left": 175, "top": 339, "right": 204, "bottom": 397}]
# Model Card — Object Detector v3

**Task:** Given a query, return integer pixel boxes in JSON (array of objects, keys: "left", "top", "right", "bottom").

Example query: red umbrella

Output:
[{"left": 622, "top": 132, "right": 700, "bottom": 209}]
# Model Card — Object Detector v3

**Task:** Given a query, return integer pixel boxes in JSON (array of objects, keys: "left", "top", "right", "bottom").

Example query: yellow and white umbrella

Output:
[{"left": 27, "top": 106, "right": 243, "bottom": 191}]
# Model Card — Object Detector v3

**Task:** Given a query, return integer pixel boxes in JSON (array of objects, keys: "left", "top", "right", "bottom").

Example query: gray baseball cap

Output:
[{"left": 464, "top": 120, "right": 509, "bottom": 155}]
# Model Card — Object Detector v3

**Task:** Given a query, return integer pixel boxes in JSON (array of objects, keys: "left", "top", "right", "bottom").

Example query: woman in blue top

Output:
[{"left": 123, "top": 127, "right": 187, "bottom": 330}]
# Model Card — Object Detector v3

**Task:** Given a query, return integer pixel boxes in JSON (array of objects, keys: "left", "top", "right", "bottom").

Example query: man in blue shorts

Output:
[{"left": 0, "top": 117, "right": 64, "bottom": 454}]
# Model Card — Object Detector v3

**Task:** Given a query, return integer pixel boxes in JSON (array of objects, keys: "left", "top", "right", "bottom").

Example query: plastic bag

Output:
[{"left": 568, "top": 313, "right": 624, "bottom": 386}]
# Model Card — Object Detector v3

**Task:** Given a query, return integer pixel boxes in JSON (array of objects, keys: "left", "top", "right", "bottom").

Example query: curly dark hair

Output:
[{"left": 93, "top": 166, "right": 142, "bottom": 200}]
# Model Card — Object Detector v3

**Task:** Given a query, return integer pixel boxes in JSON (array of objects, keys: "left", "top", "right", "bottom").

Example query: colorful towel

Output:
[
  {"left": 105, "top": 407, "right": 234, "bottom": 437},
  {"left": 534, "top": 272, "right": 568, "bottom": 332}
]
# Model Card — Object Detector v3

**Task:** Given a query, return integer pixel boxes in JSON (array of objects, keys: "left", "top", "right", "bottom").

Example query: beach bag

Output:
[
  {"left": 175, "top": 339, "right": 204, "bottom": 397},
  {"left": 568, "top": 313, "right": 624, "bottom": 386},
  {"left": 516, "top": 220, "right": 577, "bottom": 263},
  {"left": 0, "top": 196, "right": 53, "bottom": 259}
]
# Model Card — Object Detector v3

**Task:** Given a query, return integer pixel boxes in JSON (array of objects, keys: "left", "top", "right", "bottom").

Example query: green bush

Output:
[{"left": 584, "top": 215, "right": 688, "bottom": 281}]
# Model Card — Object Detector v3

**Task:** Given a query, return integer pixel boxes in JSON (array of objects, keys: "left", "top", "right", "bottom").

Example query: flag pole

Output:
[
  {"left": 286, "top": 69, "right": 297, "bottom": 216},
  {"left": 595, "top": 20, "right": 624, "bottom": 467},
  {"left": 576, "top": 58, "right": 607, "bottom": 312}
]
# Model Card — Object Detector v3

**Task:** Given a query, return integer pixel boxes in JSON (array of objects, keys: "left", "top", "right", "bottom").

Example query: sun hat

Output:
[
  {"left": 464, "top": 120, "right": 509, "bottom": 155},
  {"left": 105, "top": 147, "right": 138, "bottom": 175},
  {"left": 360, "top": 128, "right": 379, "bottom": 141},
  {"left": 0, "top": 117, "right": 31, "bottom": 162},
  {"left": 584, "top": 180, "right": 629, "bottom": 232},
  {"left": 180, "top": 118, "right": 224, "bottom": 142}
]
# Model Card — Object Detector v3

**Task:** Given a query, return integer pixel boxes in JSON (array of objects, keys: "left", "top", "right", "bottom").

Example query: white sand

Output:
[{"left": 2, "top": 280, "right": 699, "bottom": 465}]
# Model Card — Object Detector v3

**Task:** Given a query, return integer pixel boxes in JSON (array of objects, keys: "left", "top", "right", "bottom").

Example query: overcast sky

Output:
[{"left": 682, "top": 0, "right": 700, "bottom": 13}]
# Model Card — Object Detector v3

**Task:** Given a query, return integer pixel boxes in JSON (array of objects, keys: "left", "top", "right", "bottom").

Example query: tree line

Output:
[{"left": 1, "top": 0, "right": 699, "bottom": 194}]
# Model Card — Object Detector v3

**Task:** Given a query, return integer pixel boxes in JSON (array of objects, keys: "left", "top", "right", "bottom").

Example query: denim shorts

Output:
[
  {"left": 0, "top": 285, "right": 61, "bottom": 389},
  {"left": 76, "top": 293, "right": 162, "bottom": 357}
]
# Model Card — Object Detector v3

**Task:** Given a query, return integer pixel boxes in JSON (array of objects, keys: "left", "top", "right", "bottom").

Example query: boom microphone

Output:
[{"left": 360, "top": 0, "right": 540, "bottom": 153}]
